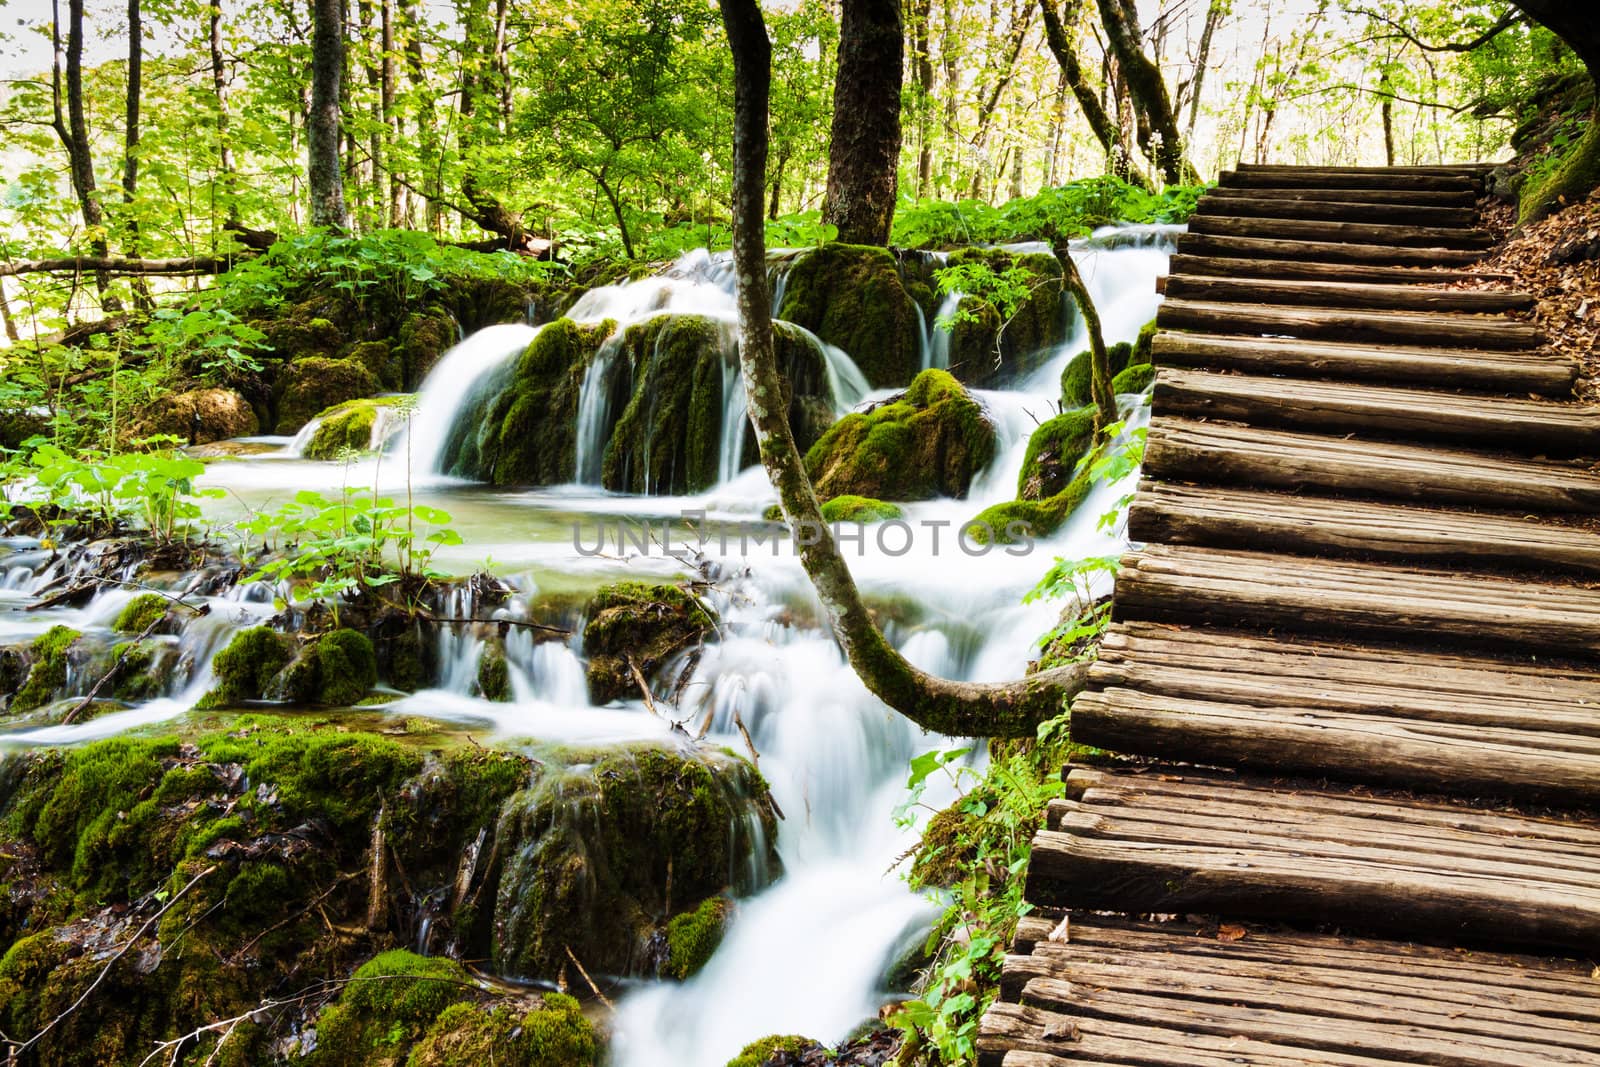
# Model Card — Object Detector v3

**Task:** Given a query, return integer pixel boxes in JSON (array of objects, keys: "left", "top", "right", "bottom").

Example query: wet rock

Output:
[
  {"left": 274, "top": 356, "right": 381, "bottom": 434},
  {"left": 301, "top": 396, "right": 408, "bottom": 459},
  {"left": 0, "top": 409, "right": 50, "bottom": 450},
  {"left": 476, "top": 636, "right": 513, "bottom": 702},
  {"left": 1060, "top": 317, "right": 1155, "bottom": 409},
  {"left": 819, "top": 495, "right": 904, "bottom": 524},
  {"left": 398, "top": 309, "right": 459, "bottom": 387},
  {"left": 7, "top": 626, "right": 80, "bottom": 715},
  {"left": 778, "top": 243, "right": 922, "bottom": 388},
  {"left": 111, "top": 593, "right": 172, "bottom": 635},
  {"left": 726, "top": 1035, "right": 828, "bottom": 1067},
  {"left": 663, "top": 895, "right": 732, "bottom": 979},
  {"left": 804, "top": 369, "right": 996, "bottom": 502},
  {"left": 940, "top": 248, "right": 1069, "bottom": 387},
  {"left": 582, "top": 581, "right": 717, "bottom": 705},
  {"left": 126, "top": 387, "right": 259, "bottom": 445},
  {"left": 1017, "top": 406, "right": 1097, "bottom": 502}
]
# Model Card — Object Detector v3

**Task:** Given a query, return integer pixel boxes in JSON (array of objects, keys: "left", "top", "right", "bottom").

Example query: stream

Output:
[{"left": 0, "top": 226, "right": 1174, "bottom": 1064}]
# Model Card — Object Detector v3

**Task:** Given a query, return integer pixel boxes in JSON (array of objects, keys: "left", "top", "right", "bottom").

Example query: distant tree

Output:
[{"left": 309, "top": 0, "right": 348, "bottom": 228}]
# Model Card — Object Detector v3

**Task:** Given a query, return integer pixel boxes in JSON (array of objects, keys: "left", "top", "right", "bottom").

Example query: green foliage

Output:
[
  {"left": 6, "top": 442, "right": 221, "bottom": 543},
  {"left": 819, "top": 495, "right": 905, "bottom": 524},
  {"left": 892, "top": 178, "right": 1206, "bottom": 248},
  {"left": 1025, "top": 556, "right": 1121, "bottom": 668}
]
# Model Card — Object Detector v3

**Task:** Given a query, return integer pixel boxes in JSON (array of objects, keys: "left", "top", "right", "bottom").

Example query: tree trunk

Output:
[
  {"left": 717, "top": 0, "right": 1090, "bottom": 738},
  {"left": 1039, "top": 1, "right": 1117, "bottom": 158},
  {"left": 1095, "top": 0, "right": 1197, "bottom": 184},
  {"left": 457, "top": 0, "right": 521, "bottom": 244},
  {"left": 52, "top": 0, "right": 117, "bottom": 308},
  {"left": 209, "top": 1, "right": 240, "bottom": 226},
  {"left": 398, "top": 0, "right": 441, "bottom": 232},
  {"left": 909, "top": 0, "right": 935, "bottom": 196},
  {"left": 122, "top": 0, "right": 152, "bottom": 308},
  {"left": 1510, "top": 2, "right": 1600, "bottom": 221},
  {"left": 1379, "top": 71, "right": 1396, "bottom": 166},
  {"left": 822, "top": 0, "right": 903, "bottom": 246},
  {"left": 382, "top": 0, "right": 401, "bottom": 226},
  {"left": 1046, "top": 68, "right": 1067, "bottom": 186},
  {"left": 1184, "top": 0, "right": 1224, "bottom": 148},
  {"left": 308, "top": 0, "right": 348, "bottom": 228}
]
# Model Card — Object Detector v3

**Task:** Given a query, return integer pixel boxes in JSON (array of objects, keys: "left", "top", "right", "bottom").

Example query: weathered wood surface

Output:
[
  {"left": 1166, "top": 252, "right": 1510, "bottom": 284},
  {"left": 1128, "top": 482, "right": 1600, "bottom": 574},
  {"left": 1157, "top": 298, "right": 1541, "bottom": 348},
  {"left": 1162, "top": 273, "right": 1534, "bottom": 313},
  {"left": 1144, "top": 418, "right": 1600, "bottom": 512},
  {"left": 1203, "top": 185, "right": 1479, "bottom": 207},
  {"left": 1113, "top": 543, "right": 1600, "bottom": 655},
  {"left": 1176, "top": 231, "right": 1487, "bottom": 265},
  {"left": 1192, "top": 195, "right": 1478, "bottom": 226},
  {"left": 1218, "top": 168, "right": 1478, "bottom": 191},
  {"left": 979, "top": 917, "right": 1600, "bottom": 1067},
  {"left": 1026, "top": 769, "right": 1600, "bottom": 949},
  {"left": 1187, "top": 214, "right": 1495, "bottom": 249},
  {"left": 1149, "top": 331, "right": 1577, "bottom": 395},
  {"left": 1154, "top": 367, "right": 1600, "bottom": 453}
]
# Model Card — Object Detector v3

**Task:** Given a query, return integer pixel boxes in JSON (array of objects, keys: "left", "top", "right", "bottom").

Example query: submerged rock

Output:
[
  {"left": 778, "top": 242, "right": 922, "bottom": 388},
  {"left": 582, "top": 581, "right": 717, "bottom": 704},
  {"left": 491, "top": 743, "right": 778, "bottom": 981},
  {"left": 804, "top": 369, "right": 996, "bottom": 502},
  {"left": 126, "top": 387, "right": 259, "bottom": 445}
]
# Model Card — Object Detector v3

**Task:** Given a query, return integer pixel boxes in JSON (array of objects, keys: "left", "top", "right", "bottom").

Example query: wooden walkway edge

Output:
[{"left": 977, "top": 163, "right": 1600, "bottom": 1067}]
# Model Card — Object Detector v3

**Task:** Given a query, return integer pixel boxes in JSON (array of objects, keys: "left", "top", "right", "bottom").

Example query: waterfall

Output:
[
  {"left": 921, "top": 290, "right": 963, "bottom": 371},
  {"left": 400, "top": 323, "right": 540, "bottom": 476},
  {"left": 718, "top": 349, "right": 750, "bottom": 485},
  {"left": 574, "top": 337, "right": 624, "bottom": 485}
]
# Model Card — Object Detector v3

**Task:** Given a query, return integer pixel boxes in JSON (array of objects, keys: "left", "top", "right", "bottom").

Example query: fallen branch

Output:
[
  {"left": 563, "top": 946, "right": 615, "bottom": 1011},
  {"left": 0, "top": 253, "right": 247, "bottom": 278}
]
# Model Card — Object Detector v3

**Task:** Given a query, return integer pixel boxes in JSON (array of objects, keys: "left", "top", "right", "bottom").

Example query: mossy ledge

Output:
[
  {"left": 777, "top": 242, "right": 923, "bottom": 388},
  {"left": 582, "top": 581, "right": 718, "bottom": 704},
  {"left": 301, "top": 395, "right": 408, "bottom": 459}
]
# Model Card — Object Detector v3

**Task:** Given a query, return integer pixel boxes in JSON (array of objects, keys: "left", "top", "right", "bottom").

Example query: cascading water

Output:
[
  {"left": 921, "top": 290, "right": 962, "bottom": 371},
  {"left": 403, "top": 322, "right": 540, "bottom": 476}
]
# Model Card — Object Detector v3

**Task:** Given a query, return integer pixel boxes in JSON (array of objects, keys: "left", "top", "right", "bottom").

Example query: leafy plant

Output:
[{"left": 8, "top": 440, "right": 220, "bottom": 544}]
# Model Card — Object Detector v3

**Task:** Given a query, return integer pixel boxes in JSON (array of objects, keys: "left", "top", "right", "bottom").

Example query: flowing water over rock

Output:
[{"left": 0, "top": 228, "right": 1173, "bottom": 1064}]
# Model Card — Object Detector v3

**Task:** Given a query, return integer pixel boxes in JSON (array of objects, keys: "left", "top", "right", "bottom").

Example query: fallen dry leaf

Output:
[{"left": 1217, "top": 924, "right": 1248, "bottom": 942}]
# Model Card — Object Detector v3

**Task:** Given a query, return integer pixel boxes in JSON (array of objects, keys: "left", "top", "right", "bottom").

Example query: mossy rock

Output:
[
  {"left": 602, "top": 314, "right": 731, "bottom": 494},
  {"left": 910, "top": 804, "right": 980, "bottom": 889},
  {"left": 399, "top": 309, "right": 459, "bottom": 388},
  {"left": 1111, "top": 362, "right": 1155, "bottom": 395},
  {"left": 112, "top": 593, "right": 170, "bottom": 634},
  {"left": 301, "top": 396, "right": 407, "bottom": 459},
  {"left": 9, "top": 626, "right": 80, "bottom": 714},
  {"left": 310, "top": 951, "right": 476, "bottom": 1064},
  {"left": 0, "top": 409, "right": 50, "bottom": 450},
  {"left": 582, "top": 581, "right": 717, "bottom": 704},
  {"left": 819, "top": 495, "right": 904, "bottom": 524},
  {"left": 476, "top": 637, "right": 512, "bottom": 702},
  {"left": 804, "top": 369, "right": 996, "bottom": 502},
  {"left": 1059, "top": 341, "right": 1133, "bottom": 410},
  {"left": 343, "top": 339, "right": 403, "bottom": 391},
  {"left": 109, "top": 639, "right": 178, "bottom": 702},
  {"left": 492, "top": 744, "right": 777, "bottom": 980},
  {"left": 663, "top": 895, "right": 732, "bottom": 979},
  {"left": 315, "top": 629, "right": 379, "bottom": 705},
  {"left": 725, "top": 1035, "right": 825, "bottom": 1067},
  {"left": 964, "top": 470, "right": 1095, "bottom": 546},
  {"left": 777, "top": 242, "right": 921, "bottom": 388},
  {"left": 274, "top": 356, "right": 381, "bottom": 434},
  {"left": 259, "top": 306, "right": 343, "bottom": 360},
  {"left": 942, "top": 248, "right": 1068, "bottom": 386},
  {"left": 126, "top": 387, "right": 259, "bottom": 445},
  {"left": 1017, "top": 406, "right": 1096, "bottom": 502},
  {"left": 406, "top": 995, "right": 599, "bottom": 1067},
  {"left": 202, "top": 626, "right": 293, "bottom": 707}
]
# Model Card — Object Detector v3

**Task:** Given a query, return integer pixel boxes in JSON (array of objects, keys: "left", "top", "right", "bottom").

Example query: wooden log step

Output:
[
  {"left": 1143, "top": 418, "right": 1600, "bottom": 513},
  {"left": 1187, "top": 214, "right": 1495, "bottom": 249},
  {"left": 1202, "top": 186, "right": 1479, "bottom": 208},
  {"left": 1177, "top": 231, "right": 1486, "bottom": 266},
  {"left": 1153, "top": 368, "right": 1599, "bottom": 454},
  {"left": 1237, "top": 161, "right": 1495, "bottom": 175},
  {"left": 1193, "top": 195, "right": 1478, "bottom": 226},
  {"left": 1150, "top": 331, "right": 1577, "bottom": 396},
  {"left": 980, "top": 918, "right": 1600, "bottom": 1067},
  {"left": 1128, "top": 483, "right": 1600, "bottom": 575},
  {"left": 1156, "top": 299, "right": 1541, "bottom": 350},
  {"left": 1111, "top": 543, "right": 1600, "bottom": 656},
  {"left": 1220, "top": 169, "right": 1478, "bottom": 192},
  {"left": 1025, "top": 767, "right": 1600, "bottom": 950},
  {"left": 1162, "top": 274, "right": 1534, "bottom": 313},
  {"left": 1166, "top": 253, "right": 1504, "bottom": 285}
]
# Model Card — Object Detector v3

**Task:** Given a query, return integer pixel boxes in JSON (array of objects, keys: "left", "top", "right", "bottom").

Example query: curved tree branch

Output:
[{"left": 718, "top": 0, "right": 1087, "bottom": 738}]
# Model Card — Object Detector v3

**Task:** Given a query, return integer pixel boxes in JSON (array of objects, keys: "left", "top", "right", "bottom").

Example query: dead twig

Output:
[{"left": 563, "top": 946, "right": 614, "bottom": 1011}]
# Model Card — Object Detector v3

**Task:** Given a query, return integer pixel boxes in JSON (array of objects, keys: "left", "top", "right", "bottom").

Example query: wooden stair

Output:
[{"left": 977, "top": 163, "right": 1600, "bottom": 1066}]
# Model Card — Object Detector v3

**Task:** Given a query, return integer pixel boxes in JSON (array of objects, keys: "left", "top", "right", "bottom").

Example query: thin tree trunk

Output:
[
  {"left": 359, "top": 0, "right": 385, "bottom": 228},
  {"left": 209, "top": 2, "right": 240, "bottom": 226},
  {"left": 398, "top": 0, "right": 440, "bottom": 232},
  {"left": 1096, "top": 0, "right": 1197, "bottom": 183},
  {"left": 457, "top": 0, "right": 521, "bottom": 244},
  {"left": 909, "top": 0, "right": 935, "bottom": 196},
  {"left": 122, "top": 0, "right": 152, "bottom": 307},
  {"left": 308, "top": 0, "right": 348, "bottom": 228},
  {"left": 1379, "top": 70, "right": 1396, "bottom": 166},
  {"left": 1039, "top": 0, "right": 1117, "bottom": 158},
  {"left": 52, "top": 0, "right": 117, "bottom": 308},
  {"left": 822, "top": 0, "right": 904, "bottom": 245},
  {"left": 382, "top": 0, "right": 401, "bottom": 225},
  {"left": 718, "top": 0, "right": 1090, "bottom": 738},
  {"left": 1184, "top": 0, "right": 1224, "bottom": 149},
  {"left": 1046, "top": 67, "right": 1067, "bottom": 186}
]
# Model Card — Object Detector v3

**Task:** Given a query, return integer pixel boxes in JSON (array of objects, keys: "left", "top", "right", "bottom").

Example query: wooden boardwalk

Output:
[{"left": 978, "top": 163, "right": 1600, "bottom": 1066}]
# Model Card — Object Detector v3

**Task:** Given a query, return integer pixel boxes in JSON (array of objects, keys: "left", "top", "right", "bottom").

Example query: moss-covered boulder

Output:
[
  {"left": 476, "top": 636, "right": 512, "bottom": 701},
  {"left": 399, "top": 309, "right": 459, "bottom": 387},
  {"left": 274, "top": 356, "right": 381, "bottom": 434},
  {"left": 301, "top": 396, "right": 407, "bottom": 459},
  {"left": 726, "top": 1035, "right": 826, "bottom": 1067},
  {"left": 583, "top": 581, "right": 717, "bottom": 704},
  {"left": 602, "top": 314, "right": 732, "bottom": 494},
  {"left": 203, "top": 626, "right": 293, "bottom": 706},
  {"left": 492, "top": 744, "right": 777, "bottom": 980},
  {"left": 112, "top": 593, "right": 170, "bottom": 634},
  {"left": 778, "top": 243, "right": 921, "bottom": 388},
  {"left": 942, "top": 248, "right": 1068, "bottom": 386},
  {"left": 0, "top": 408, "right": 49, "bottom": 450},
  {"left": 203, "top": 627, "right": 375, "bottom": 707},
  {"left": 258, "top": 307, "right": 343, "bottom": 360},
  {"left": 406, "top": 995, "right": 599, "bottom": 1067},
  {"left": 1112, "top": 361, "right": 1156, "bottom": 395},
  {"left": 1017, "top": 406, "right": 1097, "bottom": 502},
  {"left": 663, "top": 895, "right": 732, "bottom": 979},
  {"left": 7, "top": 626, "right": 80, "bottom": 714},
  {"left": 965, "top": 471, "right": 1095, "bottom": 546},
  {"left": 819, "top": 495, "right": 904, "bottom": 523},
  {"left": 804, "top": 369, "right": 996, "bottom": 502},
  {"left": 1060, "top": 317, "right": 1156, "bottom": 409},
  {"left": 126, "top": 387, "right": 259, "bottom": 445}
]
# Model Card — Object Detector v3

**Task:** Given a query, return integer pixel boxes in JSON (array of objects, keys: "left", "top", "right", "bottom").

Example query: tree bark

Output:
[
  {"left": 398, "top": 0, "right": 441, "bottom": 232},
  {"left": 308, "top": 0, "right": 348, "bottom": 228},
  {"left": 909, "top": 0, "right": 935, "bottom": 196},
  {"left": 1039, "top": 1, "right": 1117, "bottom": 159},
  {"left": 822, "top": 0, "right": 903, "bottom": 246},
  {"left": 381, "top": 0, "right": 401, "bottom": 226},
  {"left": 1183, "top": 0, "right": 1224, "bottom": 148},
  {"left": 1509, "top": 2, "right": 1600, "bottom": 220},
  {"left": 122, "top": 0, "right": 152, "bottom": 307},
  {"left": 209, "top": 1, "right": 240, "bottom": 226},
  {"left": 0, "top": 254, "right": 245, "bottom": 278},
  {"left": 718, "top": 0, "right": 1090, "bottom": 738},
  {"left": 457, "top": 0, "right": 522, "bottom": 245},
  {"left": 52, "top": 0, "right": 117, "bottom": 307},
  {"left": 1095, "top": 0, "right": 1197, "bottom": 184}
]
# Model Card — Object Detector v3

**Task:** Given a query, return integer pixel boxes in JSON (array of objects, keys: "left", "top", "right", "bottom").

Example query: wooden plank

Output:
[
  {"left": 1127, "top": 483, "right": 1600, "bottom": 575},
  {"left": 1187, "top": 214, "right": 1495, "bottom": 249},
  {"left": 1128, "top": 481, "right": 1600, "bottom": 568},
  {"left": 1193, "top": 195, "right": 1478, "bottom": 226},
  {"left": 1236, "top": 162, "right": 1495, "bottom": 175},
  {"left": 1143, "top": 418, "right": 1600, "bottom": 513},
  {"left": 1202, "top": 186, "right": 1479, "bottom": 208},
  {"left": 1161, "top": 274, "right": 1534, "bottom": 313},
  {"left": 1156, "top": 299, "right": 1540, "bottom": 349},
  {"left": 1149, "top": 331, "right": 1577, "bottom": 396},
  {"left": 1176, "top": 231, "right": 1486, "bottom": 266},
  {"left": 1153, "top": 368, "right": 1599, "bottom": 453},
  {"left": 1166, "top": 253, "right": 1505, "bottom": 285},
  {"left": 1111, "top": 544, "right": 1600, "bottom": 656},
  {"left": 1219, "top": 169, "right": 1478, "bottom": 192}
]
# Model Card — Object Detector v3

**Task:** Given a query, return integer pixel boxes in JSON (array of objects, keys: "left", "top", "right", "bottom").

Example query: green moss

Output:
[
  {"left": 398, "top": 310, "right": 458, "bottom": 388},
  {"left": 519, "top": 993, "right": 600, "bottom": 1066},
  {"left": 10, "top": 626, "right": 80, "bottom": 713},
  {"left": 664, "top": 896, "right": 731, "bottom": 979},
  {"left": 819, "top": 495, "right": 904, "bottom": 523},
  {"left": 1132, "top": 318, "right": 1158, "bottom": 366},
  {"left": 778, "top": 243, "right": 921, "bottom": 387},
  {"left": 492, "top": 745, "right": 776, "bottom": 980},
  {"left": 110, "top": 640, "right": 171, "bottom": 702},
  {"left": 910, "top": 806, "right": 980, "bottom": 889},
  {"left": 112, "top": 593, "right": 169, "bottom": 634},
  {"left": 942, "top": 248, "right": 1068, "bottom": 385},
  {"left": 302, "top": 396, "right": 406, "bottom": 459},
  {"left": 1521, "top": 114, "right": 1600, "bottom": 223},
  {"left": 1111, "top": 362, "right": 1155, "bottom": 395},
  {"left": 205, "top": 627, "right": 293, "bottom": 707},
  {"left": 965, "top": 471, "right": 1095, "bottom": 546},
  {"left": 583, "top": 581, "right": 717, "bottom": 704},
  {"left": 1017, "top": 406, "right": 1097, "bottom": 501},
  {"left": 725, "top": 1035, "right": 822, "bottom": 1067},
  {"left": 274, "top": 356, "right": 381, "bottom": 434},
  {"left": 315, "top": 629, "right": 378, "bottom": 705},
  {"left": 345, "top": 340, "right": 402, "bottom": 390},
  {"left": 476, "top": 639, "right": 512, "bottom": 702},
  {"left": 1060, "top": 341, "right": 1132, "bottom": 409},
  {"left": 804, "top": 368, "right": 995, "bottom": 502},
  {"left": 312, "top": 951, "right": 475, "bottom": 1064}
]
